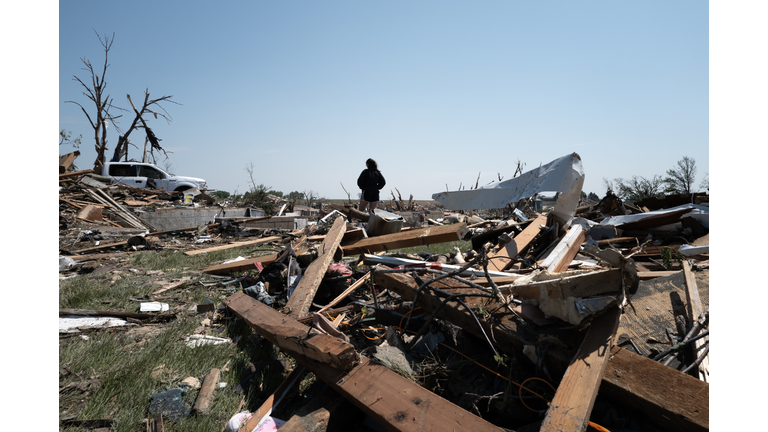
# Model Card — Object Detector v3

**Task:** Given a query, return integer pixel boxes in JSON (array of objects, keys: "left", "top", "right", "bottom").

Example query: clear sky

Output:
[{"left": 57, "top": 1, "right": 709, "bottom": 200}]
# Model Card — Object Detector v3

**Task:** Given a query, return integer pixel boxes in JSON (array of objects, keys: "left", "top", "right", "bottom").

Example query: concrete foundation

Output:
[{"left": 138, "top": 207, "right": 306, "bottom": 232}]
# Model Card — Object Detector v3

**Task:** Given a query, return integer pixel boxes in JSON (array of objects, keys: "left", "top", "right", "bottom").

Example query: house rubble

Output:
[{"left": 58, "top": 151, "right": 708, "bottom": 431}]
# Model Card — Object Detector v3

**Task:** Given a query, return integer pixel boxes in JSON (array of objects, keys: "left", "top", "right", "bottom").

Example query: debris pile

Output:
[{"left": 58, "top": 152, "right": 709, "bottom": 431}]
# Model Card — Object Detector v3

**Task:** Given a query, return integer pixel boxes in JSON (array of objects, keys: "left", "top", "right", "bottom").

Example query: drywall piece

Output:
[{"left": 432, "top": 153, "right": 585, "bottom": 226}]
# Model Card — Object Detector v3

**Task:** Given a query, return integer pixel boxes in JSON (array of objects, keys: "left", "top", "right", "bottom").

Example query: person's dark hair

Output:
[{"left": 366, "top": 158, "right": 378, "bottom": 171}]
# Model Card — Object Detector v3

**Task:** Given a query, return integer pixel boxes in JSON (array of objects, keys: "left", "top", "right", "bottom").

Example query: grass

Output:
[{"left": 58, "top": 228, "right": 476, "bottom": 430}]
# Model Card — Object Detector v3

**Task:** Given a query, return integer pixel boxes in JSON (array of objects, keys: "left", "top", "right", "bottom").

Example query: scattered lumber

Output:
[
  {"left": 146, "top": 413, "right": 163, "bottom": 432},
  {"left": 486, "top": 214, "right": 547, "bottom": 271},
  {"left": 224, "top": 291, "right": 359, "bottom": 370},
  {"left": 201, "top": 248, "right": 311, "bottom": 275},
  {"left": 600, "top": 346, "right": 709, "bottom": 432},
  {"left": 682, "top": 261, "right": 709, "bottom": 382},
  {"left": 541, "top": 223, "right": 586, "bottom": 273},
  {"left": 225, "top": 290, "right": 505, "bottom": 432},
  {"left": 59, "top": 308, "right": 171, "bottom": 321},
  {"left": 184, "top": 235, "right": 283, "bottom": 256},
  {"left": 278, "top": 387, "right": 349, "bottom": 432},
  {"left": 192, "top": 368, "right": 220, "bottom": 414},
  {"left": 241, "top": 367, "right": 305, "bottom": 432},
  {"left": 59, "top": 169, "right": 95, "bottom": 179},
  {"left": 340, "top": 223, "right": 469, "bottom": 255},
  {"left": 540, "top": 306, "right": 621, "bottom": 432},
  {"left": 285, "top": 216, "right": 347, "bottom": 318}
]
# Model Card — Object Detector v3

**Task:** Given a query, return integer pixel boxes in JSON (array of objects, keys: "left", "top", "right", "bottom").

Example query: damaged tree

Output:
[{"left": 66, "top": 31, "right": 177, "bottom": 173}]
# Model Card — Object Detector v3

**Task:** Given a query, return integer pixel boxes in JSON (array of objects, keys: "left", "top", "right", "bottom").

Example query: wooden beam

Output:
[
  {"left": 192, "top": 368, "right": 220, "bottom": 414},
  {"left": 285, "top": 216, "right": 348, "bottom": 318},
  {"left": 59, "top": 308, "right": 168, "bottom": 321},
  {"left": 295, "top": 351, "right": 504, "bottom": 432},
  {"left": 371, "top": 271, "right": 574, "bottom": 367},
  {"left": 339, "top": 223, "right": 468, "bottom": 255},
  {"left": 638, "top": 270, "right": 681, "bottom": 280},
  {"left": 225, "top": 291, "right": 506, "bottom": 432},
  {"left": 682, "top": 261, "right": 709, "bottom": 382},
  {"left": 541, "top": 224, "right": 586, "bottom": 273},
  {"left": 184, "top": 235, "right": 283, "bottom": 256},
  {"left": 59, "top": 169, "right": 95, "bottom": 179},
  {"left": 316, "top": 272, "right": 371, "bottom": 315},
  {"left": 540, "top": 306, "right": 621, "bottom": 432},
  {"left": 506, "top": 268, "right": 624, "bottom": 301},
  {"left": 146, "top": 413, "right": 163, "bottom": 432},
  {"left": 278, "top": 388, "right": 348, "bottom": 432},
  {"left": 487, "top": 214, "right": 547, "bottom": 271},
  {"left": 201, "top": 248, "right": 311, "bottom": 275},
  {"left": 224, "top": 291, "right": 358, "bottom": 370},
  {"left": 242, "top": 367, "right": 305, "bottom": 432},
  {"left": 600, "top": 346, "right": 708, "bottom": 432}
]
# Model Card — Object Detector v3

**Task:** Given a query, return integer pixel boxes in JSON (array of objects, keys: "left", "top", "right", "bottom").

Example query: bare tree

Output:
[
  {"left": 303, "top": 190, "right": 318, "bottom": 208},
  {"left": 66, "top": 31, "right": 177, "bottom": 172},
  {"left": 162, "top": 160, "right": 175, "bottom": 175},
  {"left": 699, "top": 172, "right": 709, "bottom": 192},
  {"left": 663, "top": 156, "right": 697, "bottom": 195}
]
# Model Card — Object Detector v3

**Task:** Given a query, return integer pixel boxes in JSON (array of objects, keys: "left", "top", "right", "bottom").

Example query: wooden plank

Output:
[
  {"left": 201, "top": 248, "right": 311, "bottom": 275},
  {"left": 242, "top": 367, "right": 305, "bottom": 432},
  {"left": 541, "top": 224, "right": 586, "bottom": 273},
  {"left": 506, "top": 268, "right": 624, "bottom": 301},
  {"left": 72, "top": 240, "right": 129, "bottom": 255},
  {"left": 316, "top": 272, "right": 371, "bottom": 315},
  {"left": 682, "top": 261, "right": 709, "bottom": 382},
  {"left": 487, "top": 214, "right": 547, "bottom": 271},
  {"left": 77, "top": 204, "right": 103, "bottom": 222},
  {"left": 59, "top": 308, "right": 164, "bottom": 321},
  {"left": 59, "top": 169, "right": 95, "bottom": 179},
  {"left": 638, "top": 270, "right": 681, "bottom": 280},
  {"left": 147, "top": 413, "right": 163, "bottom": 432},
  {"left": 151, "top": 277, "right": 193, "bottom": 296},
  {"left": 540, "top": 306, "right": 621, "bottom": 432},
  {"left": 284, "top": 216, "right": 348, "bottom": 318},
  {"left": 294, "top": 351, "right": 504, "bottom": 432},
  {"left": 223, "top": 291, "right": 504, "bottom": 432},
  {"left": 192, "top": 368, "right": 220, "bottom": 414},
  {"left": 339, "top": 223, "right": 468, "bottom": 255},
  {"left": 184, "top": 235, "right": 283, "bottom": 256},
  {"left": 372, "top": 271, "right": 575, "bottom": 368},
  {"left": 600, "top": 346, "right": 708, "bottom": 432},
  {"left": 224, "top": 291, "right": 358, "bottom": 370},
  {"left": 278, "top": 388, "right": 348, "bottom": 432}
]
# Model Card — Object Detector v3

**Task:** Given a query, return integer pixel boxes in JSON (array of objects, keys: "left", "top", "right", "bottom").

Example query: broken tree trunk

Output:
[
  {"left": 224, "top": 291, "right": 358, "bottom": 370},
  {"left": 284, "top": 216, "right": 347, "bottom": 318},
  {"left": 682, "top": 261, "right": 709, "bottom": 382},
  {"left": 340, "top": 223, "right": 469, "bottom": 255},
  {"left": 487, "top": 214, "right": 547, "bottom": 271},
  {"left": 539, "top": 306, "right": 621, "bottom": 432},
  {"left": 224, "top": 291, "right": 504, "bottom": 432}
]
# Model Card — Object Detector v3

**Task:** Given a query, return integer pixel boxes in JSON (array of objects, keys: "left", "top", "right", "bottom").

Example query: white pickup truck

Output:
[{"left": 102, "top": 161, "right": 206, "bottom": 192}]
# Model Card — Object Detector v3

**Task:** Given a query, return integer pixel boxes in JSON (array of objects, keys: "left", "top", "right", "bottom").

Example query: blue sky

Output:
[{"left": 57, "top": 1, "right": 709, "bottom": 200}]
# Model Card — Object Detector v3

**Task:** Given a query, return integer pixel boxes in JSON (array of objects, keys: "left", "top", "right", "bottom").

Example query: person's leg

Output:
[
  {"left": 359, "top": 199, "right": 368, "bottom": 212},
  {"left": 369, "top": 201, "right": 378, "bottom": 212}
]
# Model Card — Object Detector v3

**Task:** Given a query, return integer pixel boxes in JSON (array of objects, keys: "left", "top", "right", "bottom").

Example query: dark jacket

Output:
[{"left": 357, "top": 168, "right": 386, "bottom": 191}]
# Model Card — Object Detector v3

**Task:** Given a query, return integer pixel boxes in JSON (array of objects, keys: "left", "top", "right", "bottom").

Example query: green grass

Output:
[
  {"left": 386, "top": 239, "right": 473, "bottom": 257},
  {"left": 58, "top": 229, "right": 473, "bottom": 430}
]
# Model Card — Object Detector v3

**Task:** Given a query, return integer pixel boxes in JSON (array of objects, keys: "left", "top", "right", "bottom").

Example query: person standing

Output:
[{"left": 357, "top": 158, "right": 386, "bottom": 212}]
